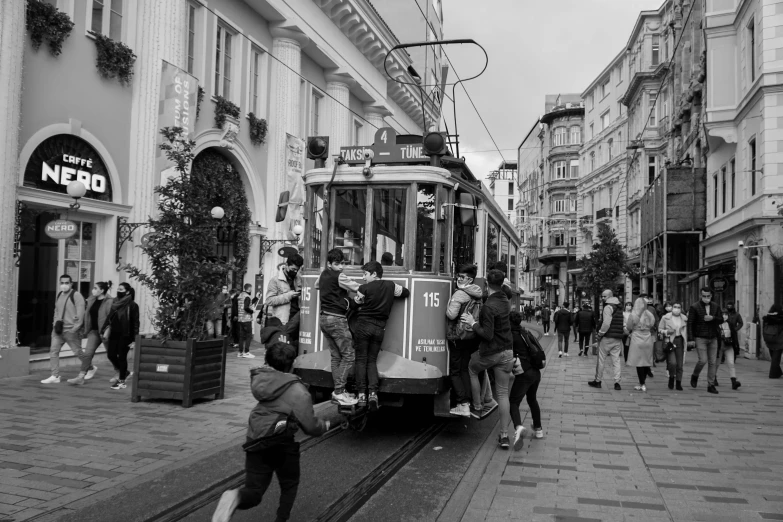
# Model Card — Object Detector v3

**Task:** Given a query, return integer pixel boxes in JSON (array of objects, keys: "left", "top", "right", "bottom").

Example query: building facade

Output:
[
  {"left": 487, "top": 161, "right": 518, "bottom": 225},
  {"left": 0, "top": 0, "right": 435, "bottom": 377}
]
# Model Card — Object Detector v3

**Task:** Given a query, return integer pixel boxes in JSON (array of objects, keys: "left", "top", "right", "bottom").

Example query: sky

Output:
[{"left": 435, "top": 0, "right": 666, "bottom": 181}]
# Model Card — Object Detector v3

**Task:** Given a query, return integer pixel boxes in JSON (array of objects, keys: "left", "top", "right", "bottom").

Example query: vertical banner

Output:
[
  {"left": 156, "top": 60, "right": 199, "bottom": 187},
  {"left": 284, "top": 133, "right": 305, "bottom": 239}
]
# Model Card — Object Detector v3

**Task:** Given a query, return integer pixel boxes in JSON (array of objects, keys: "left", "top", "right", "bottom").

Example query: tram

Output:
[{"left": 293, "top": 127, "right": 521, "bottom": 417}]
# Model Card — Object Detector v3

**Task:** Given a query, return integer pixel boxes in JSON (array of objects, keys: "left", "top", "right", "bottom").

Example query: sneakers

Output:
[
  {"left": 690, "top": 374, "right": 698, "bottom": 388},
  {"left": 498, "top": 434, "right": 510, "bottom": 449},
  {"left": 634, "top": 385, "right": 647, "bottom": 392},
  {"left": 237, "top": 352, "right": 246, "bottom": 358},
  {"left": 558, "top": 351, "right": 563, "bottom": 358},
  {"left": 110, "top": 371, "right": 120, "bottom": 385},
  {"left": 587, "top": 380, "right": 602, "bottom": 388},
  {"left": 564, "top": 352, "right": 569, "bottom": 357},
  {"left": 111, "top": 380, "right": 127, "bottom": 390},
  {"left": 665, "top": 369, "right": 670, "bottom": 378},
  {"left": 357, "top": 393, "right": 367, "bottom": 407},
  {"left": 85, "top": 365, "right": 98, "bottom": 380},
  {"left": 482, "top": 399, "right": 498, "bottom": 417},
  {"left": 449, "top": 403, "right": 471, "bottom": 417},
  {"left": 332, "top": 391, "right": 358, "bottom": 406},
  {"left": 212, "top": 489, "right": 240, "bottom": 522},
  {"left": 67, "top": 374, "right": 86, "bottom": 385},
  {"left": 41, "top": 375, "right": 60, "bottom": 384},
  {"left": 368, "top": 392, "right": 379, "bottom": 412},
  {"left": 512, "top": 426, "right": 526, "bottom": 450},
  {"left": 470, "top": 406, "right": 487, "bottom": 420},
  {"left": 244, "top": 352, "right": 256, "bottom": 359},
  {"left": 707, "top": 384, "right": 718, "bottom": 394},
  {"left": 533, "top": 427, "right": 544, "bottom": 439},
  {"left": 614, "top": 382, "right": 621, "bottom": 391}
]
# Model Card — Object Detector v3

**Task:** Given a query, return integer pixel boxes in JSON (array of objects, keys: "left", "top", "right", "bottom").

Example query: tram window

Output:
[
  {"left": 309, "top": 186, "right": 325, "bottom": 268},
  {"left": 510, "top": 248, "right": 517, "bottom": 287},
  {"left": 486, "top": 221, "right": 499, "bottom": 268},
  {"left": 333, "top": 188, "right": 368, "bottom": 266},
  {"left": 370, "top": 187, "right": 407, "bottom": 267},
  {"left": 416, "top": 184, "right": 436, "bottom": 271},
  {"left": 437, "top": 185, "right": 449, "bottom": 274},
  {"left": 501, "top": 234, "right": 509, "bottom": 274},
  {"left": 453, "top": 193, "right": 475, "bottom": 268}
]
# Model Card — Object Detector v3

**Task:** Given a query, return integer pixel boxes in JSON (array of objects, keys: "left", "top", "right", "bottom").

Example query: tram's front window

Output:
[
  {"left": 501, "top": 233, "right": 509, "bottom": 273},
  {"left": 510, "top": 247, "right": 517, "bottom": 287},
  {"left": 371, "top": 188, "right": 406, "bottom": 266},
  {"left": 416, "top": 184, "right": 436, "bottom": 271},
  {"left": 310, "top": 186, "right": 325, "bottom": 268},
  {"left": 334, "top": 188, "right": 368, "bottom": 266},
  {"left": 486, "top": 221, "right": 499, "bottom": 268}
]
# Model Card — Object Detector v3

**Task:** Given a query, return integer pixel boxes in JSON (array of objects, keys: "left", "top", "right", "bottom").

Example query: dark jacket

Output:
[
  {"left": 511, "top": 325, "right": 543, "bottom": 373},
  {"left": 687, "top": 300, "right": 725, "bottom": 340},
  {"left": 576, "top": 309, "right": 596, "bottom": 333},
  {"left": 259, "top": 317, "right": 289, "bottom": 345},
  {"left": 726, "top": 311, "right": 743, "bottom": 334},
  {"left": 762, "top": 313, "right": 783, "bottom": 352},
  {"left": 553, "top": 309, "right": 572, "bottom": 333},
  {"left": 245, "top": 366, "right": 327, "bottom": 451},
  {"left": 105, "top": 300, "right": 140, "bottom": 339},
  {"left": 540, "top": 308, "right": 551, "bottom": 323},
  {"left": 472, "top": 291, "right": 512, "bottom": 356}
]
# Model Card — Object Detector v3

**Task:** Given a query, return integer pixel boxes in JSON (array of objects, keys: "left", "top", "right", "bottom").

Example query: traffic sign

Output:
[{"left": 44, "top": 219, "right": 78, "bottom": 239}]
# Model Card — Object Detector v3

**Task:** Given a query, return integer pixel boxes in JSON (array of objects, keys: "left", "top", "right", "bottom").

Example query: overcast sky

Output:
[{"left": 437, "top": 0, "right": 665, "bottom": 181}]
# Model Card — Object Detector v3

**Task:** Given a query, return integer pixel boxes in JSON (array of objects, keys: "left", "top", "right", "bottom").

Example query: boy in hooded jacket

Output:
[{"left": 212, "top": 342, "right": 329, "bottom": 522}]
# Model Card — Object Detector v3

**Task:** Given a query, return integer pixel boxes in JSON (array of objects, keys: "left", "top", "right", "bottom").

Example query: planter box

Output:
[{"left": 130, "top": 336, "right": 227, "bottom": 407}]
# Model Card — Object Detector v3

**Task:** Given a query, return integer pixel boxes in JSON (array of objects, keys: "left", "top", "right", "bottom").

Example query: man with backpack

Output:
[
  {"left": 508, "top": 311, "right": 545, "bottom": 450},
  {"left": 42, "top": 274, "right": 86, "bottom": 384},
  {"left": 588, "top": 289, "right": 625, "bottom": 390}
]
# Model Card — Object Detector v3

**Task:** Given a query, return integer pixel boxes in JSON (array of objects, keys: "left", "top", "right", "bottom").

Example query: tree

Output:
[
  {"left": 579, "top": 223, "right": 635, "bottom": 304},
  {"left": 123, "top": 127, "right": 240, "bottom": 341}
]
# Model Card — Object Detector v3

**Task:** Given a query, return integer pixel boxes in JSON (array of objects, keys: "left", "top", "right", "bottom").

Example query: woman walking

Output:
[
  {"left": 508, "top": 311, "right": 543, "bottom": 450},
  {"left": 626, "top": 297, "right": 655, "bottom": 391},
  {"left": 103, "top": 283, "right": 140, "bottom": 389},
  {"left": 68, "top": 281, "right": 113, "bottom": 385},
  {"left": 714, "top": 311, "right": 741, "bottom": 389},
  {"left": 763, "top": 304, "right": 783, "bottom": 378},
  {"left": 622, "top": 301, "right": 633, "bottom": 361},
  {"left": 659, "top": 302, "right": 687, "bottom": 390}
]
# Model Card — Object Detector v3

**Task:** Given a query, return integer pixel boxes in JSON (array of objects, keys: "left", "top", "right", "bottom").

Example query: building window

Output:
[
  {"left": 588, "top": 94, "right": 594, "bottom": 111},
  {"left": 600, "top": 110, "right": 610, "bottom": 131},
  {"left": 652, "top": 35, "right": 660, "bottom": 66},
  {"left": 648, "top": 156, "right": 657, "bottom": 185},
  {"left": 713, "top": 173, "right": 718, "bottom": 217},
  {"left": 590, "top": 194, "right": 595, "bottom": 217},
  {"left": 508, "top": 182, "right": 514, "bottom": 195},
  {"left": 508, "top": 198, "right": 514, "bottom": 211},
  {"left": 186, "top": 3, "right": 196, "bottom": 74},
  {"left": 570, "top": 126, "right": 581, "bottom": 144},
  {"left": 553, "top": 198, "right": 565, "bottom": 213},
  {"left": 589, "top": 123, "right": 594, "bottom": 140},
  {"left": 600, "top": 79, "right": 609, "bottom": 99},
  {"left": 618, "top": 101, "right": 623, "bottom": 117},
  {"left": 721, "top": 167, "right": 727, "bottom": 214},
  {"left": 353, "top": 120, "right": 363, "bottom": 146},
  {"left": 730, "top": 159, "right": 736, "bottom": 208},
  {"left": 609, "top": 185, "right": 614, "bottom": 210},
  {"left": 749, "top": 18, "right": 756, "bottom": 82},
  {"left": 553, "top": 127, "right": 567, "bottom": 146},
  {"left": 569, "top": 196, "right": 576, "bottom": 212},
  {"left": 590, "top": 152, "right": 595, "bottom": 172},
  {"left": 311, "top": 90, "right": 323, "bottom": 135},
  {"left": 215, "top": 24, "right": 233, "bottom": 100},
  {"left": 569, "top": 234, "right": 577, "bottom": 247},
  {"left": 554, "top": 161, "right": 567, "bottom": 180},
  {"left": 250, "top": 49, "right": 263, "bottom": 114},
  {"left": 608, "top": 139, "right": 614, "bottom": 160},
  {"left": 91, "top": 0, "right": 123, "bottom": 40},
  {"left": 553, "top": 233, "right": 564, "bottom": 246},
  {"left": 750, "top": 138, "right": 757, "bottom": 196},
  {"left": 570, "top": 160, "right": 579, "bottom": 179},
  {"left": 649, "top": 92, "right": 657, "bottom": 126}
]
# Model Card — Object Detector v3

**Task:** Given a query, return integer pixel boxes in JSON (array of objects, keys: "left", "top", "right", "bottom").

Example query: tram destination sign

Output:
[
  {"left": 339, "top": 127, "right": 429, "bottom": 165},
  {"left": 44, "top": 219, "right": 78, "bottom": 240}
]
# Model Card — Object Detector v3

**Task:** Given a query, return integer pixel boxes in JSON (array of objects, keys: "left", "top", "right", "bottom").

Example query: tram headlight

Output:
[{"left": 362, "top": 166, "right": 373, "bottom": 178}]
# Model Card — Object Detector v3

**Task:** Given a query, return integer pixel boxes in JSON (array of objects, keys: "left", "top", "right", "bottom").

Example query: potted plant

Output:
[{"left": 124, "top": 127, "right": 238, "bottom": 407}]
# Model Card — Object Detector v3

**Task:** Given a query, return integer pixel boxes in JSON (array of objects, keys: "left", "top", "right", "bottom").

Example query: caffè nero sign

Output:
[{"left": 24, "top": 134, "right": 113, "bottom": 201}]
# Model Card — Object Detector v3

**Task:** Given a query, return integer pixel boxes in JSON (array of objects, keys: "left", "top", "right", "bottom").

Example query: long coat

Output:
[{"left": 626, "top": 312, "right": 654, "bottom": 367}]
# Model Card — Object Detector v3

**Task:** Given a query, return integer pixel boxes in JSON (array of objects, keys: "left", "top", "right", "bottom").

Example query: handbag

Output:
[{"left": 54, "top": 291, "right": 75, "bottom": 335}]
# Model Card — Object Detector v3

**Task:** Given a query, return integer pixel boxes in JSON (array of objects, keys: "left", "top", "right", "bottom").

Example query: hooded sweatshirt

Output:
[
  {"left": 446, "top": 283, "right": 483, "bottom": 321},
  {"left": 244, "top": 366, "right": 327, "bottom": 451},
  {"left": 259, "top": 317, "right": 290, "bottom": 345}
]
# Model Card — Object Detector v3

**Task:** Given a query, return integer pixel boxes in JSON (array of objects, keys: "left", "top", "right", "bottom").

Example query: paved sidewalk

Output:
[
  {"left": 463, "top": 324, "right": 783, "bottom": 522},
  {"left": 0, "top": 341, "right": 269, "bottom": 522}
]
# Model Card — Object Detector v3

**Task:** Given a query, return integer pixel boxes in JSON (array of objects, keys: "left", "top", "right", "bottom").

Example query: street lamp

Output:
[
  {"left": 211, "top": 206, "right": 225, "bottom": 220},
  {"left": 66, "top": 180, "right": 87, "bottom": 210}
]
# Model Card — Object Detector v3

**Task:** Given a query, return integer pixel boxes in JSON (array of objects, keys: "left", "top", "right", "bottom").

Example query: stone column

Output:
[
  {"left": 126, "top": 0, "right": 186, "bottom": 334},
  {"left": 362, "top": 105, "right": 390, "bottom": 144},
  {"left": 325, "top": 72, "right": 352, "bottom": 165},
  {"left": 0, "top": 1, "right": 25, "bottom": 352},
  {"left": 265, "top": 26, "right": 308, "bottom": 277}
]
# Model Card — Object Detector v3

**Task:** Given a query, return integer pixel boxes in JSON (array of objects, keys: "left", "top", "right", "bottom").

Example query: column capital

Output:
[{"left": 270, "top": 24, "right": 310, "bottom": 47}]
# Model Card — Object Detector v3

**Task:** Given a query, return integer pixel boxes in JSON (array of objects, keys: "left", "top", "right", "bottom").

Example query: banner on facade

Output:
[
  {"left": 156, "top": 60, "right": 198, "bottom": 187},
  {"left": 284, "top": 133, "right": 305, "bottom": 239}
]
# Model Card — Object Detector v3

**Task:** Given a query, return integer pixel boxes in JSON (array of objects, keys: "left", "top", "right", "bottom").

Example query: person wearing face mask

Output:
[
  {"left": 103, "top": 283, "right": 139, "bottom": 389},
  {"left": 723, "top": 303, "right": 743, "bottom": 361},
  {"left": 639, "top": 294, "right": 660, "bottom": 378},
  {"left": 714, "top": 310, "right": 742, "bottom": 390},
  {"left": 622, "top": 302, "right": 633, "bottom": 361},
  {"left": 42, "top": 275, "right": 87, "bottom": 384},
  {"left": 69, "top": 281, "right": 114, "bottom": 385},
  {"left": 662, "top": 302, "right": 673, "bottom": 378},
  {"left": 687, "top": 287, "right": 725, "bottom": 394},
  {"left": 205, "top": 285, "right": 231, "bottom": 339},
  {"left": 626, "top": 298, "right": 656, "bottom": 392},
  {"left": 265, "top": 255, "right": 304, "bottom": 348},
  {"left": 659, "top": 302, "right": 687, "bottom": 390}
]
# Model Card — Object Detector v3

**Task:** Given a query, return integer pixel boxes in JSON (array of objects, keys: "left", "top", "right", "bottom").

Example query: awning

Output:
[
  {"left": 678, "top": 259, "right": 736, "bottom": 285},
  {"left": 520, "top": 296, "right": 535, "bottom": 302}
]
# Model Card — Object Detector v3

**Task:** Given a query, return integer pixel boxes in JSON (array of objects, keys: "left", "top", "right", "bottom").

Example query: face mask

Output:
[
  {"left": 117, "top": 290, "right": 126, "bottom": 297},
  {"left": 666, "top": 306, "right": 672, "bottom": 312},
  {"left": 702, "top": 297, "right": 711, "bottom": 304},
  {"left": 60, "top": 283, "right": 71, "bottom": 292},
  {"left": 222, "top": 289, "right": 228, "bottom": 294},
  {"left": 673, "top": 308, "right": 681, "bottom": 316}
]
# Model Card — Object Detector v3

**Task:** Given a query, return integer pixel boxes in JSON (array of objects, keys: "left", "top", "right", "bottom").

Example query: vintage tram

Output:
[{"left": 293, "top": 127, "right": 521, "bottom": 417}]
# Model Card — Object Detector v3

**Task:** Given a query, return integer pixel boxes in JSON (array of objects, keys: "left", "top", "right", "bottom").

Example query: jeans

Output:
[
  {"left": 49, "top": 330, "right": 83, "bottom": 377},
  {"left": 469, "top": 350, "right": 515, "bottom": 431},
  {"left": 542, "top": 322, "right": 550, "bottom": 334},
  {"left": 239, "top": 322, "right": 253, "bottom": 354},
  {"left": 557, "top": 331, "right": 569, "bottom": 353},
  {"left": 320, "top": 314, "right": 354, "bottom": 393},
  {"left": 595, "top": 337, "right": 623, "bottom": 383},
  {"left": 80, "top": 330, "right": 102, "bottom": 373},
  {"left": 666, "top": 336, "right": 685, "bottom": 381},
  {"left": 693, "top": 337, "right": 718, "bottom": 384},
  {"left": 284, "top": 312, "right": 301, "bottom": 348},
  {"left": 578, "top": 332, "right": 591, "bottom": 353},
  {"left": 237, "top": 441, "right": 300, "bottom": 520},
  {"left": 716, "top": 340, "right": 736, "bottom": 378},
  {"left": 770, "top": 349, "right": 783, "bottom": 378},
  {"left": 354, "top": 318, "right": 385, "bottom": 394},
  {"left": 205, "top": 319, "right": 223, "bottom": 338},
  {"left": 509, "top": 368, "right": 541, "bottom": 429},
  {"left": 448, "top": 339, "right": 477, "bottom": 405},
  {"left": 572, "top": 325, "right": 578, "bottom": 341},
  {"left": 106, "top": 337, "right": 133, "bottom": 380}
]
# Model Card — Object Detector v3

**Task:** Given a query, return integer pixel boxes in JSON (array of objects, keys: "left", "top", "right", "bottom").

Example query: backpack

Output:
[
  {"left": 522, "top": 330, "right": 546, "bottom": 369},
  {"left": 455, "top": 298, "right": 481, "bottom": 340}
]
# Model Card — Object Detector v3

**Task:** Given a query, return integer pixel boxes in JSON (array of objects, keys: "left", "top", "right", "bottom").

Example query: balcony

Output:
[
  {"left": 595, "top": 208, "right": 613, "bottom": 222},
  {"left": 579, "top": 215, "right": 593, "bottom": 231},
  {"left": 537, "top": 245, "right": 576, "bottom": 262}
]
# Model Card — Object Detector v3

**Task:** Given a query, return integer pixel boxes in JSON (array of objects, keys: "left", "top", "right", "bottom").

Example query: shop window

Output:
[
  {"left": 333, "top": 188, "right": 368, "bottom": 266},
  {"left": 64, "top": 221, "right": 96, "bottom": 299},
  {"left": 309, "top": 186, "right": 324, "bottom": 268},
  {"left": 372, "top": 188, "right": 407, "bottom": 267},
  {"left": 90, "top": 0, "right": 123, "bottom": 41},
  {"left": 215, "top": 23, "right": 234, "bottom": 100}
]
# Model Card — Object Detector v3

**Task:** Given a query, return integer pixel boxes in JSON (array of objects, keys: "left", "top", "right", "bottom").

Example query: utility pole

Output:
[{"left": 565, "top": 220, "right": 570, "bottom": 307}]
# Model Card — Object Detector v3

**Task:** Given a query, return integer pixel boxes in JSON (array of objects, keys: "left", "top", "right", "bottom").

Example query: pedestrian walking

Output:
[
  {"left": 762, "top": 304, "right": 783, "bottom": 379},
  {"left": 724, "top": 304, "right": 743, "bottom": 360},
  {"left": 715, "top": 311, "right": 742, "bottom": 389},
  {"left": 265, "top": 255, "right": 304, "bottom": 348},
  {"left": 103, "top": 282, "right": 139, "bottom": 390},
  {"left": 687, "top": 287, "right": 725, "bottom": 394},
  {"left": 353, "top": 261, "right": 410, "bottom": 411},
  {"left": 659, "top": 302, "right": 687, "bottom": 390},
  {"left": 205, "top": 285, "right": 231, "bottom": 339},
  {"left": 314, "top": 249, "right": 359, "bottom": 407},
  {"left": 576, "top": 304, "right": 596, "bottom": 356},
  {"left": 41, "top": 274, "right": 86, "bottom": 384},
  {"left": 446, "top": 264, "right": 484, "bottom": 417},
  {"left": 626, "top": 298, "right": 656, "bottom": 392},
  {"left": 640, "top": 294, "right": 659, "bottom": 376},
  {"left": 69, "top": 281, "right": 114, "bottom": 385},
  {"left": 588, "top": 289, "right": 624, "bottom": 390},
  {"left": 622, "top": 301, "right": 632, "bottom": 361},
  {"left": 212, "top": 342, "right": 330, "bottom": 522},
  {"left": 236, "top": 284, "right": 258, "bottom": 358},
  {"left": 229, "top": 287, "right": 240, "bottom": 349},
  {"left": 541, "top": 305, "right": 551, "bottom": 335},
  {"left": 461, "top": 269, "right": 515, "bottom": 448},
  {"left": 508, "top": 311, "right": 544, "bottom": 450},
  {"left": 553, "top": 303, "right": 573, "bottom": 357},
  {"left": 535, "top": 306, "right": 541, "bottom": 325}
]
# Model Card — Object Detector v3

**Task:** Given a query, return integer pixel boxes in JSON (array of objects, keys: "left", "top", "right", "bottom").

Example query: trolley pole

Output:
[{"left": 565, "top": 220, "right": 570, "bottom": 307}]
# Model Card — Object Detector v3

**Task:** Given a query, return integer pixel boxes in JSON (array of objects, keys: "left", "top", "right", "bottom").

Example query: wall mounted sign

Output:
[
  {"left": 24, "top": 134, "right": 113, "bottom": 201},
  {"left": 710, "top": 276, "right": 729, "bottom": 293},
  {"left": 44, "top": 219, "right": 78, "bottom": 239}
]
